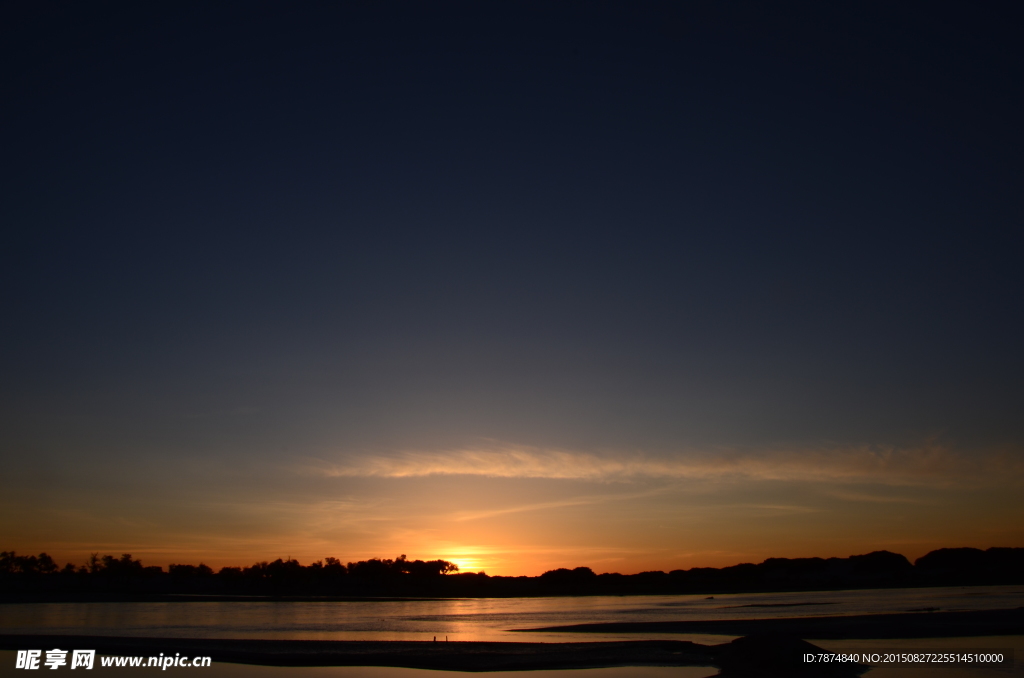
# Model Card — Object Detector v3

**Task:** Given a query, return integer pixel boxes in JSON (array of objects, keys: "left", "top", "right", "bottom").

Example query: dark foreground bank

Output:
[{"left": 0, "top": 635, "right": 866, "bottom": 677}]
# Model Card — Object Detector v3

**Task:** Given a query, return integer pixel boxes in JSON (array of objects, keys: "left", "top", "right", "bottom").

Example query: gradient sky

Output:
[{"left": 2, "top": 2, "right": 1022, "bottom": 575}]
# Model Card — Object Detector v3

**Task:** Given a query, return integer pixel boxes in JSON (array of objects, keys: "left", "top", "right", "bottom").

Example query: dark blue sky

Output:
[{"left": 2, "top": 2, "right": 1022, "bottom": 568}]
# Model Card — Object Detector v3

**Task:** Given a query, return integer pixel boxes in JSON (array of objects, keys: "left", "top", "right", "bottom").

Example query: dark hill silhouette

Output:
[
  {"left": 914, "top": 547, "right": 1024, "bottom": 585},
  {"left": 1, "top": 547, "right": 1021, "bottom": 601}
]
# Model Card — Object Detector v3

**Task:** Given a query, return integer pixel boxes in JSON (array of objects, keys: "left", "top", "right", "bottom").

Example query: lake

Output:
[
  {"left": 2, "top": 585, "right": 1022, "bottom": 643},
  {"left": 2, "top": 586, "right": 1021, "bottom": 676}
]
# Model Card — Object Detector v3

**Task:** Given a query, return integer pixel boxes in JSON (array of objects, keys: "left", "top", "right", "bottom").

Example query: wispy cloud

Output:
[
  {"left": 824, "top": 489, "right": 927, "bottom": 504},
  {"left": 723, "top": 503, "right": 822, "bottom": 515},
  {"left": 310, "top": 441, "right": 1023, "bottom": 487},
  {"left": 448, "top": 485, "right": 676, "bottom": 522}
]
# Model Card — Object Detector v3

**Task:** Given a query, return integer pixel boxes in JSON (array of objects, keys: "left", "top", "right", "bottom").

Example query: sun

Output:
[{"left": 442, "top": 552, "right": 484, "bottom": 573}]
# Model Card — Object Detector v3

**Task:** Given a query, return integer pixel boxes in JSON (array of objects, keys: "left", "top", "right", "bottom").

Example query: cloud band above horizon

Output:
[{"left": 310, "top": 441, "right": 1023, "bottom": 487}]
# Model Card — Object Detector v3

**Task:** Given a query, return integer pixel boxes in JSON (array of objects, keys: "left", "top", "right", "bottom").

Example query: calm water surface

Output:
[{"left": 2, "top": 585, "right": 1022, "bottom": 643}]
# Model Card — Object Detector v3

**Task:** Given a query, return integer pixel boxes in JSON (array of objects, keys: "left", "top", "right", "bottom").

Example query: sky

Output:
[{"left": 2, "top": 1, "right": 1022, "bottom": 575}]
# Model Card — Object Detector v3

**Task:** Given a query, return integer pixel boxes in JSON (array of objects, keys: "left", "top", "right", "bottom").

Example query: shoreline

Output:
[{"left": 2, "top": 582, "right": 1022, "bottom": 605}]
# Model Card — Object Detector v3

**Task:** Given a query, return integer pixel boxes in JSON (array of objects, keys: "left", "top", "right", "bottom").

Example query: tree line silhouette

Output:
[{"left": 2, "top": 547, "right": 1021, "bottom": 601}]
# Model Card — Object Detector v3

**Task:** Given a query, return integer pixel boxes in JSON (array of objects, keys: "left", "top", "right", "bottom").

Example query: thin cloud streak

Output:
[
  {"left": 824, "top": 490, "right": 928, "bottom": 504},
  {"left": 448, "top": 485, "right": 678, "bottom": 522},
  {"left": 313, "top": 442, "right": 1023, "bottom": 487}
]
